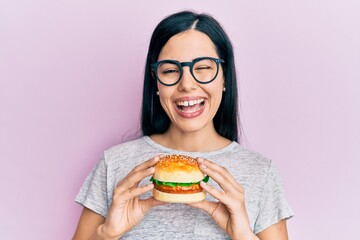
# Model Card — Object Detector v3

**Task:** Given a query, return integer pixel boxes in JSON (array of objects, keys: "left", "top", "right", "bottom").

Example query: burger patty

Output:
[{"left": 154, "top": 183, "right": 203, "bottom": 194}]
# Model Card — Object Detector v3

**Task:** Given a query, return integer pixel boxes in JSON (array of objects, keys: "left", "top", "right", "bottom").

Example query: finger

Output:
[
  {"left": 128, "top": 154, "right": 164, "bottom": 187},
  {"left": 115, "top": 183, "right": 154, "bottom": 201},
  {"left": 197, "top": 159, "right": 231, "bottom": 192},
  {"left": 131, "top": 155, "right": 162, "bottom": 173},
  {"left": 197, "top": 158, "right": 236, "bottom": 185},
  {"left": 199, "top": 181, "right": 232, "bottom": 205},
  {"left": 129, "top": 153, "right": 164, "bottom": 186},
  {"left": 197, "top": 158, "right": 243, "bottom": 193},
  {"left": 117, "top": 166, "right": 155, "bottom": 190}
]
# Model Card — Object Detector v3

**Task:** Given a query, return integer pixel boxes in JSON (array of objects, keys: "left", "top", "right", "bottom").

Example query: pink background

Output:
[{"left": 1, "top": 0, "right": 359, "bottom": 239}]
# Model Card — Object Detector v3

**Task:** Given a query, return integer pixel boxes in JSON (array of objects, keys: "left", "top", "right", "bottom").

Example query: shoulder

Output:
[
  {"left": 102, "top": 136, "right": 160, "bottom": 168},
  {"left": 104, "top": 136, "right": 148, "bottom": 157},
  {"left": 212, "top": 143, "right": 277, "bottom": 188},
  {"left": 223, "top": 143, "right": 272, "bottom": 172}
]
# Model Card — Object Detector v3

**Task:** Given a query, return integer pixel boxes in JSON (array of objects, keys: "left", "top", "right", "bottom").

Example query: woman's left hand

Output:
[{"left": 188, "top": 158, "right": 259, "bottom": 240}]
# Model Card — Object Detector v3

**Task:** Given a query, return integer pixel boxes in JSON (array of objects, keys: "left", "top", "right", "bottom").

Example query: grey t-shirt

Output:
[{"left": 75, "top": 136, "right": 294, "bottom": 239}]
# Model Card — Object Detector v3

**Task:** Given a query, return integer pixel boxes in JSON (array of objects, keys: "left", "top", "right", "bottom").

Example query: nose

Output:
[{"left": 177, "top": 66, "right": 197, "bottom": 92}]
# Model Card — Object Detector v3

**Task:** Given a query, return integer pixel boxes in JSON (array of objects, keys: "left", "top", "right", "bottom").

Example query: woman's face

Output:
[{"left": 156, "top": 30, "right": 225, "bottom": 134}]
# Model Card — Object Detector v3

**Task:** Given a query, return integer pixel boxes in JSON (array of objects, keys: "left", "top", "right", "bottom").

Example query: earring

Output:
[
  {"left": 156, "top": 91, "right": 159, "bottom": 96},
  {"left": 223, "top": 87, "right": 226, "bottom": 92}
]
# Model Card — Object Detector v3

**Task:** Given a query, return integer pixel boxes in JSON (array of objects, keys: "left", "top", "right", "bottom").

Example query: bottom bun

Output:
[{"left": 153, "top": 189, "right": 206, "bottom": 203}]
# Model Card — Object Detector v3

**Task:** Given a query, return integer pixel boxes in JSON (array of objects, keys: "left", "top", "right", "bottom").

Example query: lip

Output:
[{"left": 173, "top": 96, "right": 206, "bottom": 119}]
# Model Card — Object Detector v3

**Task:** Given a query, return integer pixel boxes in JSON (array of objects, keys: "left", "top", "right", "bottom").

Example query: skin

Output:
[
  {"left": 151, "top": 30, "right": 229, "bottom": 152},
  {"left": 73, "top": 30, "right": 289, "bottom": 240},
  {"left": 73, "top": 156, "right": 165, "bottom": 239}
]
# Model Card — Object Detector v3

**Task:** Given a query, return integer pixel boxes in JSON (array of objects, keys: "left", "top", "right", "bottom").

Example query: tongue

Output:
[{"left": 180, "top": 104, "right": 200, "bottom": 113}]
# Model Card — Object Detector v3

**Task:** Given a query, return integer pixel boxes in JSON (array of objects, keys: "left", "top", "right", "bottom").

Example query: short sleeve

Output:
[
  {"left": 254, "top": 162, "right": 294, "bottom": 234},
  {"left": 75, "top": 157, "right": 109, "bottom": 218}
]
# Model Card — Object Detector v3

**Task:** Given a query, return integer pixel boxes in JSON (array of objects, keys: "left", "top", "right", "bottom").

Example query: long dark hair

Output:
[{"left": 141, "top": 11, "right": 240, "bottom": 142}]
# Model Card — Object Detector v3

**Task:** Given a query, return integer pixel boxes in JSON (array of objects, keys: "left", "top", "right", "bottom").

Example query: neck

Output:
[{"left": 150, "top": 124, "right": 232, "bottom": 152}]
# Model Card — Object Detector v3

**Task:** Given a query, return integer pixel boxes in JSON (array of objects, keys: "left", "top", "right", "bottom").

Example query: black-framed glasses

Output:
[{"left": 151, "top": 57, "right": 224, "bottom": 86}]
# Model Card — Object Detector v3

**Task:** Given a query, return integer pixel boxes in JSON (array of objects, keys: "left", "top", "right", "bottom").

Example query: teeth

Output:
[{"left": 177, "top": 99, "right": 204, "bottom": 107}]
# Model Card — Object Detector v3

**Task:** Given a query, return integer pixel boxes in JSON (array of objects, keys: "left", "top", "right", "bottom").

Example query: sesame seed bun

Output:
[
  {"left": 153, "top": 154, "right": 204, "bottom": 183},
  {"left": 152, "top": 154, "right": 206, "bottom": 203}
]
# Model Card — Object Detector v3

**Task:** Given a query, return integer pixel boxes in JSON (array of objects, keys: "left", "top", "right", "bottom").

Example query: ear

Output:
[{"left": 222, "top": 79, "right": 227, "bottom": 93}]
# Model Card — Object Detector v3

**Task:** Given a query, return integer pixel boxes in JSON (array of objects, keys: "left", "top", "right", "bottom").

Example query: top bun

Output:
[{"left": 154, "top": 154, "right": 204, "bottom": 183}]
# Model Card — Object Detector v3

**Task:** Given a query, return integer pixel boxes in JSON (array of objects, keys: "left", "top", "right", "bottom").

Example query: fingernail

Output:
[
  {"left": 148, "top": 167, "right": 155, "bottom": 172},
  {"left": 197, "top": 157, "right": 204, "bottom": 163},
  {"left": 200, "top": 164, "right": 206, "bottom": 169},
  {"left": 154, "top": 154, "right": 165, "bottom": 162}
]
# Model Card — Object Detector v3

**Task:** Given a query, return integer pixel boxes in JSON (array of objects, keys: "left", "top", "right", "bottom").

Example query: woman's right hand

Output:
[{"left": 97, "top": 155, "right": 166, "bottom": 239}]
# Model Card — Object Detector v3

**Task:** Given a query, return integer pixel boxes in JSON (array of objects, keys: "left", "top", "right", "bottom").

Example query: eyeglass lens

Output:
[{"left": 156, "top": 58, "right": 219, "bottom": 85}]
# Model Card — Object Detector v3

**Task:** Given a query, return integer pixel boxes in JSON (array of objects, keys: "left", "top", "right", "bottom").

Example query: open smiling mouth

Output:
[{"left": 176, "top": 99, "right": 205, "bottom": 113}]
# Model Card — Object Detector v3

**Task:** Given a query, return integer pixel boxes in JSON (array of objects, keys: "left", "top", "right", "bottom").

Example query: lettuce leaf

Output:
[{"left": 150, "top": 175, "right": 210, "bottom": 187}]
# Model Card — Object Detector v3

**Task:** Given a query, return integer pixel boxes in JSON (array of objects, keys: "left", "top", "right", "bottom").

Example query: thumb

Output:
[
  {"left": 140, "top": 197, "right": 166, "bottom": 213},
  {"left": 188, "top": 200, "right": 218, "bottom": 216}
]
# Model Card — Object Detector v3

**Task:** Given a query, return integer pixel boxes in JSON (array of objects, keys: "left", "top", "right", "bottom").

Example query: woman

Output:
[{"left": 73, "top": 11, "right": 294, "bottom": 239}]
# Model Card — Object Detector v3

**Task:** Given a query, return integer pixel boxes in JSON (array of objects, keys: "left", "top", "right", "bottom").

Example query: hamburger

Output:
[{"left": 150, "top": 154, "right": 209, "bottom": 203}]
